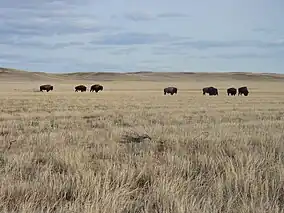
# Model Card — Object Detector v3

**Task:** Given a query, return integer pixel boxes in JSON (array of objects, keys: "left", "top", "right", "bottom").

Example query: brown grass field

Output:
[{"left": 1, "top": 68, "right": 284, "bottom": 212}]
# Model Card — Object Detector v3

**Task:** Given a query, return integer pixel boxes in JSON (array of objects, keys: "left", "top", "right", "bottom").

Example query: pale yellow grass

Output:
[{"left": 1, "top": 79, "right": 284, "bottom": 213}]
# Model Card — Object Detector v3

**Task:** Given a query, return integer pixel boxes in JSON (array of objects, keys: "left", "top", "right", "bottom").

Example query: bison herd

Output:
[
  {"left": 202, "top": 86, "right": 249, "bottom": 96},
  {"left": 39, "top": 84, "right": 104, "bottom": 93},
  {"left": 226, "top": 86, "right": 249, "bottom": 96},
  {"left": 75, "top": 84, "right": 104, "bottom": 92},
  {"left": 163, "top": 86, "right": 249, "bottom": 96},
  {"left": 39, "top": 84, "right": 249, "bottom": 96}
]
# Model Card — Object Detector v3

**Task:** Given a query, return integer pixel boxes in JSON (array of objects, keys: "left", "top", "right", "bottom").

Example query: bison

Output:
[
  {"left": 90, "top": 84, "right": 103, "bottom": 93},
  {"left": 238, "top": 86, "right": 249, "bottom": 96},
  {"left": 203, "top": 87, "right": 218, "bottom": 96},
  {"left": 164, "top": 87, "right": 178, "bottom": 95},
  {"left": 75, "top": 85, "right": 87, "bottom": 92},
  {"left": 40, "top": 84, "right": 53, "bottom": 92},
  {"left": 227, "top": 87, "right": 237, "bottom": 96}
]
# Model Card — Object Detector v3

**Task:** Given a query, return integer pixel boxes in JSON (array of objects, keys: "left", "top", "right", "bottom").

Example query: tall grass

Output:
[{"left": 0, "top": 80, "right": 284, "bottom": 213}]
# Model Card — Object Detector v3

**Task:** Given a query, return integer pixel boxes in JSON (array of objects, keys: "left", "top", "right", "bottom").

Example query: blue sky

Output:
[{"left": 0, "top": 0, "right": 284, "bottom": 73}]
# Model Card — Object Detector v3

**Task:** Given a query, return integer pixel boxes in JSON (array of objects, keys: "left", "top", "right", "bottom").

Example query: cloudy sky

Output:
[{"left": 0, "top": 0, "right": 283, "bottom": 73}]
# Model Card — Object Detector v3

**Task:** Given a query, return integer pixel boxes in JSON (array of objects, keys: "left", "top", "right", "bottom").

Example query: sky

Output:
[{"left": 0, "top": 0, "right": 284, "bottom": 73}]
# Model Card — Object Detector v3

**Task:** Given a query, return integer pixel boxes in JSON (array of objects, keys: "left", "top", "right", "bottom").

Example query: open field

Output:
[{"left": 1, "top": 68, "right": 284, "bottom": 212}]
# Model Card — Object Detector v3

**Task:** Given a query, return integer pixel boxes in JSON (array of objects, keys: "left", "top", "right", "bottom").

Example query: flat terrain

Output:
[{"left": 1, "top": 68, "right": 284, "bottom": 212}]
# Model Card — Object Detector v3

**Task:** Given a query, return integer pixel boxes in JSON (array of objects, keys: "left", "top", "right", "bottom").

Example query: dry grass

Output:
[{"left": 1, "top": 70, "right": 284, "bottom": 212}]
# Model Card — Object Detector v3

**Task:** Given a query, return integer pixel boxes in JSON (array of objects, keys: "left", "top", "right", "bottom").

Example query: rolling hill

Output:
[{"left": 1, "top": 67, "right": 284, "bottom": 82}]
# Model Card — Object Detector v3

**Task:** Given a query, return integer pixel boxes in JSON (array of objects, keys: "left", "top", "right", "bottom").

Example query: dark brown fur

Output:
[
  {"left": 90, "top": 84, "right": 103, "bottom": 93},
  {"left": 75, "top": 85, "right": 87, "bottom": 92},
  {"left": 164, "top": 87, "right": 178, "bottom": 95},
  {"left": 227, "top": 87, "right": 237, "bottom": 96},
  {"left": 238, "top": 86, "right": 249, "bottom": 96},
  {"left": 40, "top": 84, "right": 53, "bottom": 92},
  {"left": 203, "top": 87, "right": 218, "bottom": 96}
]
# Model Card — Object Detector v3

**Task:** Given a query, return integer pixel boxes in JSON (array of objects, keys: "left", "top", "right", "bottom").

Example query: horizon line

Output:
[{"left": 0, "top": 67, "right": 282, "bottom": 76}]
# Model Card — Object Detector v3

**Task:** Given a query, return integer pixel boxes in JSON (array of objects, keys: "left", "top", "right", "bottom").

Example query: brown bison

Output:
[
  {"left": 203, "top": 87, "right": 218, "bottom": 96},
  {"left": 164, "top": 87, "right": 178, "bottom": 95},
  {"left": 75, "top": 85, "right": 87, "bottom": 92},
  {"left": 40, "top": 84, "right": 53, "bottom": 92},
  {"left": 227, "top": 87, "right": 237, "bottom": 96},
  {"left": 90, "top": 84, "right": 103, "bottom": 93},
  {"left": 238, "top": 86, "right": 249, "bottom": 96}
]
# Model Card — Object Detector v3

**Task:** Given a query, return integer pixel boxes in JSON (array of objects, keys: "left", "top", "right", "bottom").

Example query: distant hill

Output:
[{"left": 1, "top": 67, "right": 284, "bottom": 82}]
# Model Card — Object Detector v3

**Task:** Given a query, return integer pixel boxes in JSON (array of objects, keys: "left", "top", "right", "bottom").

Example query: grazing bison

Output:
[
  {"left": 203, "top": 87, "right": 218, "bottom": 96},
  {"left": 90, "top": 84, "right": 103, "bottom": 93},
  {"left": 227, "top": 87, "right": 237, "bottom": 96},
  {"left": 75, "top": 85, "right": 87, "bottom": 92},
  {"left": 40, "top": 84, "right": 53, "bottom": 92},
  {"left": 238, "top": 86, "right": 249, "bottom": 96},
  {"left": 164, "top": 87, "right": 178, "bottom": 95}
]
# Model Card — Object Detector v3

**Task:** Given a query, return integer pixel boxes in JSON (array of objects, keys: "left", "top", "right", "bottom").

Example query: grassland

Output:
[{"left": 1, "top": 68, "right": 284, "bottom": 212}]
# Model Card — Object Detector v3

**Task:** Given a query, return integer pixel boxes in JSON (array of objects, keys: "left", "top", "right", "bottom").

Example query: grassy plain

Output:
[{"left": 1, "top": 69, "right": 284, "bottom": 212}]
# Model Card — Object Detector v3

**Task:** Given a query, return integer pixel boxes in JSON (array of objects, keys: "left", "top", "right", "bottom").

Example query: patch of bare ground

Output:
[{"left": 0, "top": 69, "right": 284, "bottom": 212}]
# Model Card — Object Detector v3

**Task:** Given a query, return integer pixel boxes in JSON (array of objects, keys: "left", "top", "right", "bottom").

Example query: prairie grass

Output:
[{"left": 0, "top": 79, "right": 284, "bottom": 213}]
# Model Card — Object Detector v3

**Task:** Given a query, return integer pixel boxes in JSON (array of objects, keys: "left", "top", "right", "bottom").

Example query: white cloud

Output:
[{"left": 0, "top": 0, "right": 284, "bottom": 73}]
